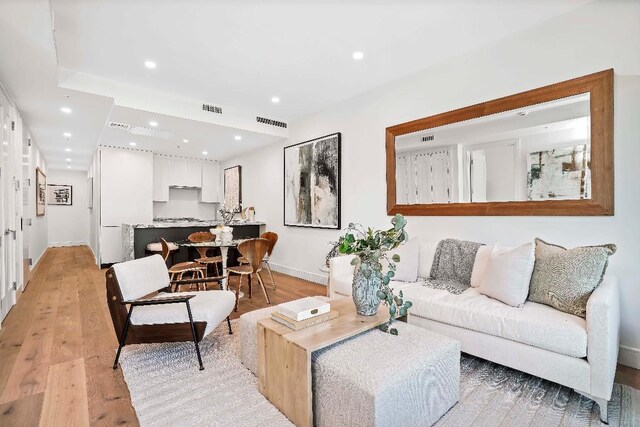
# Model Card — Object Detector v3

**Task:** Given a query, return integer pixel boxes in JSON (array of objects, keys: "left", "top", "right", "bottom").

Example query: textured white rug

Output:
[{"left": 119, "top": 321, "right": 639, "bottom": 427}]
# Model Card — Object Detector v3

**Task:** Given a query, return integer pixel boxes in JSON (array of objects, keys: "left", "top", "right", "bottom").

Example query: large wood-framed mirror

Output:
[{"left": 386, "top": 69, "right": 613, "bottom": 216}]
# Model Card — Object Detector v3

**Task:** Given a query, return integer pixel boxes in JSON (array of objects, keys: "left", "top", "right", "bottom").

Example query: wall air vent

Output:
[
  {"left": 108, "top": 121, "right": 132, "bottom": 131},
  {"left": 256, "top": 116, "right": 288, "bottom": 129},
  {"left": 202, "top": 104, "right": 223, "bottom": 114},
  {"left": 422, "top": 135, "right": 435, "bottom": 142}
]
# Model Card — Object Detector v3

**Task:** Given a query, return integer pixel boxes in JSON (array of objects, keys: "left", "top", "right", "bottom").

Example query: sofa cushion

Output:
[
  {"left": 401, "top": 283, "right": 587, "bottom": 358},
  {"left": 387, "top": 238, "right": 420, "bottom": 282},
  {"left": 528, "top": 238, "right": 616, "bottom": 318},
  {"left": 470, "top": 245, "right": 493, "bottom": 288},
  {"left": 477, "top": 243, "right": 535, "bottom": 307}
]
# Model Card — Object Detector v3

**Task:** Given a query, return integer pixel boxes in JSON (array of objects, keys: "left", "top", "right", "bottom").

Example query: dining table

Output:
[{"left": 176, "top": 239, "right": 248, "bottom": 295}]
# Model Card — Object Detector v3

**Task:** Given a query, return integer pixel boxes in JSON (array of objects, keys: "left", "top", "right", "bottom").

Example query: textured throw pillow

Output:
[
  {"left": 528, "top": 238, "right": 616, "bottom": 318},
  {"left": 388, "top": 237, "right": 420, "bottom": 282},
  {"left": 478, "top": 243, "right": 535, "bottom": 307}
]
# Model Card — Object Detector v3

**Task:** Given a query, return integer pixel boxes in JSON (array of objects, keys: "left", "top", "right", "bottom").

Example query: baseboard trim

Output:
[
  {"left": 48, "top": 241, "right": 88, "bottom": 248},
  {"left": 619, "top": 345, "right": 640, "bottom": 369},
  {"left": 269, "top": 262, "right": 327, "bottom": 286}
]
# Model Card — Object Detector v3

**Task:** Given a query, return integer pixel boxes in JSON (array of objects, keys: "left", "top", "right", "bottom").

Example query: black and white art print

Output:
[
  {"left": 47, "top": 184, "right": 73, "bottom": 206},
  {"left": 284, "top": 133, "right": 340, "bottom": 229}
]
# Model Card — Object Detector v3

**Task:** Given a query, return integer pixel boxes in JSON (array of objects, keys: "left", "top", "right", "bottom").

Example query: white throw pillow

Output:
[
  {"left": 470, "top": 245, "right": 492, "bottom": 288},
  {"left": 478, "top": 243, "right": 535, "bottom": 307},
  {"left": 388, "top": 238, "right": 420, "bottom": 282}
]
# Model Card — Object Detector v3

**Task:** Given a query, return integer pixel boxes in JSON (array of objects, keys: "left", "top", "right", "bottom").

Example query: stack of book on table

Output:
[{"left": 272, "top": 297, "right": 338, "bottom": 330}]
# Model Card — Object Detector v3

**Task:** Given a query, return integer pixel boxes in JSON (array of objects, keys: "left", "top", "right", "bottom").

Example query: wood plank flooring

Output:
[
  {"left": 0, "top": 245, "right": 638, "bottom": 426},
  {"left": 0, "top": 246, "right": 325, "bottom": 426}
]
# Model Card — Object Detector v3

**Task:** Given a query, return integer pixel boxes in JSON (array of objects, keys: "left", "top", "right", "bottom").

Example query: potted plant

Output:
[{"left": 337, "top": 214, "right": 412, "bottom": 334}]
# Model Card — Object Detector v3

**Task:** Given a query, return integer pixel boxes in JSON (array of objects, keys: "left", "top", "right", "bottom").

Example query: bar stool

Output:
[
  {"left": 187, "top": 232, "right": 224, "bottom": 283},
  {"left": 146, "top": 240, "right": 178, "bottom": 264},
  {"left": 160, "top": 239, "right": 207, "bottom": 291}
]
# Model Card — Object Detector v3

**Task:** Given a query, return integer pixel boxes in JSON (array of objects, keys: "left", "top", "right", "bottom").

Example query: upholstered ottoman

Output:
[
  {"left": 312, "top": 321, "right": 460, "bottom": 427},
  {"left": 239, "top": 296, "right": 331, "bottom": 375},
  {"left": 239, "top": 305, "right": 278, "bottom": 375}
]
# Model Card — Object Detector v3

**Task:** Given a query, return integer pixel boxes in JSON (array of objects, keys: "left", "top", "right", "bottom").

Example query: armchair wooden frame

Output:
[{"left": 107, "top": 269, "right": 232, "bottom": 371}]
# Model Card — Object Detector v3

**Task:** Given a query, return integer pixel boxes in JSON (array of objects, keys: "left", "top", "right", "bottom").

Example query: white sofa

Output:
[{"left": 328, "top": 241, "right": 620, "bottom": 422}]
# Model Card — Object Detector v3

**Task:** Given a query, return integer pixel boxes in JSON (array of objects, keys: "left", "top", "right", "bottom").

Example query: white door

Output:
[
  {"left": 470, "top": 150, "right": 487, "bottom": 202},
  {"left": 0, "top": 92, "right": 18, "bottom": 322}
]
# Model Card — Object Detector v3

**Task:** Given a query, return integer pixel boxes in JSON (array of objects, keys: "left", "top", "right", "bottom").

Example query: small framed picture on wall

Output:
[
  {"left": 36, "top": 167, "right": 46, "bottom": 216},
  {"left": 47, "top": 184, "right": 73, "bottom": 206}
]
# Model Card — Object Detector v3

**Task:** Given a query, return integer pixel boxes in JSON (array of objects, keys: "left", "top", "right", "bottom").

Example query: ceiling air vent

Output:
[
  {"left": 202, "top": 104, "right": 223, "bottom": 114},
  {"left": 422, "top": 135, "right": 435, "bottom": 142},
  {"left": 108, "top": 121, "right": 132, "bottom": 131},
  {"left": 256, "top": 116, "right": 287, "bottom": 129},
  {"left": 129, "top": 126, "right": 174, "bottom": 139}
]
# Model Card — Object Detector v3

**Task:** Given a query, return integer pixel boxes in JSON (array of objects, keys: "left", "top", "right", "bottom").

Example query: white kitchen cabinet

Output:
[
  {"left": 101, "top": 148, "right": 154, "bottom": 226},
  {"left": 200, "top": 162, "right": 220, "bottom": 203},
  {"left": 100, "top": 226, "right": 123, "bottom": 264},
  {"left": 185, "top": 160, "right": 202, "bottom": 187},
  {"left": 168, "top": 158, "right": 202, "bottom": 188},
  {"left": 169, "top": 158, "right": 186, "bottom": 187},
  {"left": 153, "top": 155, "right": 170, "bottom": 202}
]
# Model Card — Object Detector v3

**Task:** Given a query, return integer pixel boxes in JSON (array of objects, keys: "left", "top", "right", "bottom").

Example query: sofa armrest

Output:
[
  {"left": 328, "top": 255, "right": 356, "bottom": 298},
  {"left": 586, "top": 276, "right": 620, "bottom": 400}
]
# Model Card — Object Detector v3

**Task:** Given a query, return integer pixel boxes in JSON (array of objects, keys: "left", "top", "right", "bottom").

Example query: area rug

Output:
[{"left": 119, "top": 321, "right": 639, "bottom": 427}]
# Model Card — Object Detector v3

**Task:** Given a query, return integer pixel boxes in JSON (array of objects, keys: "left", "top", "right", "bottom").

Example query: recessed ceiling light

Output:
[
  {"left": 234, "top": 135, "right": 242, "bottom": 141},
  {"left": 271, "top": 97, "right": 280, "bottom": 104},
  {"left": 202, "top": 151, "right": 208, "bottom": 155},
  {"left": 182, "top": 139, "right": 189, "bottom": 143},
  {"left": 129, "top": 141, "right": 137, "bottom": 146},
  {"left": 63, "top": 132, "right": 72, "bottom": 138},
  {"left": 65, "top": 148, "right": 72, "bottom": 152},
  {"left": 352, "top": 51, "right": 364, "bottom": 60},
  {"left": 60, "top": 107, "right": 72, "bottom": 114},
  {"left": 149, "top": 120, "right": 158, "bottom": 127},
  {"left": 144, "top": 60, "right": 157, "bottom": 69},
  {"left": 66, "top": 158, "right": 71, "bottom": 162}
]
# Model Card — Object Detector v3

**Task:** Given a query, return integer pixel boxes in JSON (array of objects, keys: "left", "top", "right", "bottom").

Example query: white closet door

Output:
[
  {"left": 470, "top": 150, "right": 487, "bottom": 202},
  {"left": 430, "top": 151, "right": 451, "bottom": 203},
  {"left": 395, "top": 155, "right": 411, "bottom": 204},
  {"left": 415, "top": 153, "right": 433, "bottom": 204}
]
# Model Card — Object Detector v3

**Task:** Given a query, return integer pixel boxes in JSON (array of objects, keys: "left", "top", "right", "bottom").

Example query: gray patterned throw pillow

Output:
[{"left": 528, "top": 238, "right": 616, "bottom": 318}]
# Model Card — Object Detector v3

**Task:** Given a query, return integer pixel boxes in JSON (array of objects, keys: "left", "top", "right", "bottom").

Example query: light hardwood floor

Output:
[{"left": 0, "top": 245, "right": 637, "bottom": 426}]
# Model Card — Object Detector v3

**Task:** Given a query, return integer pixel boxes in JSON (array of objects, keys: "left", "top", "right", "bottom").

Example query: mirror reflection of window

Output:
[{"left": 395, "top": 93, "right": 591, "bottom": 204}]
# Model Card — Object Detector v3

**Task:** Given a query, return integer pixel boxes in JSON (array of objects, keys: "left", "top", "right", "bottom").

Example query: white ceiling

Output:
[{"left": 0, "top": 0, "right": 593, "bottom": 170}]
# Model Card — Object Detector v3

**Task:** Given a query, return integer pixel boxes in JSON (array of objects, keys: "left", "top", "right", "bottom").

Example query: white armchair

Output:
[{"left": 107, "top": 255, "right": 236, "bottom": 371}]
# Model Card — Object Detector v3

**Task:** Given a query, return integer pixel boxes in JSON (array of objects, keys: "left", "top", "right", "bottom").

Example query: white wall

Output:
[
  {"left": 47, "top": 169, "right": 89, "bottom": 247},
  {"left": 153, "top": 188, "right": 218, "bottom": 219},
  {"left": 28, "top": 144, "right": 48, "bottom": 268},
  {"left": 223, "top": 0, "right": 640, "bottom": 365},
  {"left": 87, "top": 150, "right": 100, "bottom": 264}
]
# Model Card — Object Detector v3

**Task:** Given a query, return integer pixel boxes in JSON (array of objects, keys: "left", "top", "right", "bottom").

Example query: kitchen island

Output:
[{"left": 123, "top": 219, "right": 266, "bottom": 263}]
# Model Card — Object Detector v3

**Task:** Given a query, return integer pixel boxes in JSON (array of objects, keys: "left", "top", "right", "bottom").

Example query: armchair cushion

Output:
[
  {"left": 113, "top": 255, "right": 170, "bottom": 301},
  {"left": 130, "top": 290, "right": 236, "bottom": 336}
]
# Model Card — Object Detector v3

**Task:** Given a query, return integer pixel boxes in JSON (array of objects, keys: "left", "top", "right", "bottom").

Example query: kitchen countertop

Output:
[{"left": 124, "top": 220, "right": 266, "bottom": 228}]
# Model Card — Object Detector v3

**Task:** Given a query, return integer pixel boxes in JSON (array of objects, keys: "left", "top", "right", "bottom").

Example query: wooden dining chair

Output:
[
  {"left": 187, "top": 232, "right": 224, "bottom": 282},
  {"left": 226, "top": 238, "right": 271, "bottom": 311},
  {"left": 238, "top": 231, "right": 278, "bottom": 289},
  {"left": 161, "top": 238, "right": 207, "bottom": 291}
]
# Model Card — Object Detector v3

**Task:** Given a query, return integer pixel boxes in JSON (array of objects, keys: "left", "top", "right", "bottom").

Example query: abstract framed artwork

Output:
[
  {"left": 284, "top": 132, "right": 341, "bottom": 229},
  {"left": 47, "top": 184, "right": 73, "bottom": 206},
  {"left": 223, "top": 165, "right": 242, "bottom": 209},
  {"left": 36, "top": 167, "right": 46, "bottom": 216},
  {"left": 527, "top": 145, "right": 590, "bottom": 200}
]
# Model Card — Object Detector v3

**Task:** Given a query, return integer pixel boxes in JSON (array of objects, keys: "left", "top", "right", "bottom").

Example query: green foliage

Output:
[{"left": 337, "top": 215, "right": 413, "bottom": 335}]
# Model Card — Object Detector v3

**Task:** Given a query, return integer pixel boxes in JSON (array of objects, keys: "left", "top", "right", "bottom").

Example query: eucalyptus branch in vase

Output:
[{"left": 337, "top": 214, "right": 413, "bottom": 335}]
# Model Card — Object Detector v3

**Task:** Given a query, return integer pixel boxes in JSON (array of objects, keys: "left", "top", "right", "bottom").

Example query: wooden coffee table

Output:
[{"left": 257, "top": 298, "right": 394, "bottom": 427}]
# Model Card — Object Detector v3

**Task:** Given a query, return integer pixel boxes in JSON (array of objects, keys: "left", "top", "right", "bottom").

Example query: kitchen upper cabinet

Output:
[
  {"left": 200, "top": 162, "right": 220, "bottom": 203},
  {"left": 168, "top": 158, "right": 202, "bottom": 188},
  {"left": 100, "top": 148, "right": 153, "bottom": 226},
  {"left": 153, "top": 155, "right": 170, "bottom": 202},
  {"left": 185, "top": 160, "right": 202, "bottom": 188}
]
